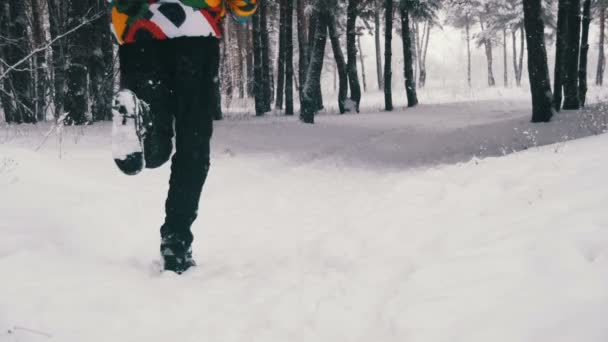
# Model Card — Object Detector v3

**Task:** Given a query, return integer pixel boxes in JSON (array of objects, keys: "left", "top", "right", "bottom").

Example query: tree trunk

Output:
[
  {"left": 358, "top": 34, "right": 367, "bottom": 92},
  {"left": 512, "top": 29, "right": 519, "bottom": 87},
  {"left": 480, "top": 18, "right": 496, "bottom": 87},
  {"left": 346, "top": 0, "right": 362, "bottom": 112},
  {"left": 221, "top": 27, "right": 233, "bottom": 103},
  {"left": 400, "top": 5, "right": 418, "bottom": 107},
  {"left": 517, "top": 26, "right": 525, "bottom": 86},
  {"left": 597, "top": 6, "right": 605, "bottom": 86},
  {"left": 285, "top": 0, "right": 294, "bottom": 115},
  {"left": 523, "top": 0, "right": 554, "bottom": 123},
  {"left": 31, "top": 0, "right": 48, "bottom": 121},
  {"left": 419, "top": 21, "right": 430, "bottom": 87},
  {"left": 412, "top": 21, "right": 418, "bottom": 87},
  {"left": 563, "top": 0, "right": 581, "bottom": 110},
  {"left": 374, "top": 0, "right": 384, "bottom": 90},
  {"left": 5, "top": 0, "right": 35, "bottom": 123},
  {"left": 275, "top": 0, "right": 287, "bottom": 110},
  {"left": 64, "top": 0, "right": 94, "bottom": 125},
  {"left": 579, "top": 0, "right": 591, "bottom": 107},
  {"left": 90, "top": 0, "right": 114, "bottom": 122},
  {"left": 252, "top": 10, "right": 266, "bottom": 115},
  {"left": 466, "top": 19, "right": 472, "bottom": 87},
  {"left": 301, "top": 1, "right": 328, "bottom": 124},
  {"left": 47, "top": 0, "right": 68, "bottom": 119},
  {"left": 297, "top": 0, "right": 309, "bottom": 103},
  {"left": 0, "top": 1, "right": 15, "bottom": 122},
  {"left": 327, "top": 12, "right": 349, "bottom": 114},
  {"left": 237, "top": 25, "right": 246, "bottom": 99},
  {"left": 307, "top": 5, "right": 324, "bottom": 111},
  {"left": 554, "top": 0, "right": 569, "bottom": 110},
  {"left": 260, "top": 1, "right": 272, "bottom": 112},
  {"left": 246, "top": 21, "right": 254, "bottom": 97},
  {"left": 384, "top": 0, "right": 393, "bottom": 111},
  {"left": 503, "top": 28, "right": 508, "bottom": 86}
]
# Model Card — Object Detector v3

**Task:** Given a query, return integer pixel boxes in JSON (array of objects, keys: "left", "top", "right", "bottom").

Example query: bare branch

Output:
[{"left": 0, "top": 10, "right": 104, "bottom": 81}]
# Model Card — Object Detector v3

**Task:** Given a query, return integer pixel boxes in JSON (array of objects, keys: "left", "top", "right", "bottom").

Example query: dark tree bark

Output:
[
  {"left": 563, "top": 0, "right": 581, "bottom": 110},
  {"left": 553, "top": 0, "right": 569, "bottom": 111},
  {"left": 384, "top": 0, "right": 393, "bottom": 111},
  {"left": 327, "top": 13, "right": 349, "bottom": 114},
  {"left": 275, "top": 0, "right": 287, "bottom": 110},
  {"left": 523, "top": 0, "right": 554, "bottom": 123},
  {"left": 260, "top": 0, "right": 272, "bottom": 112},
  {"left": 297, "top": 0, "right": 309, "bottom": 103},
  {"left": 578, "top": 0, "right": 591, "bottom": 107},
  {"left": 400, "top": 4, "right": 418, "bottom": 107},
  {"left": 90, "top": 0, "right": 114, "bottom": 122},
  {"left": 64, "top": 0, "right": 93, "bottom": 125},
  {"left": 252, "top": 10, "right": 266, "bottom": 115},
  {"left": 374, "top": 0, "right": 384, "bottom": 90},
  {"left": 0, "top": 1, "right": 15, "bottom": 122},
  {"left": 597, "top": 6, "right": 606, "bottom": 86},
  {"left": 346, "top": 0, "right": 362, "bottom": 112},
  {"left": 302, "top": 4, "right": 329, "bottom": 111},
  {"left": 301, "top": 1, "right": 328, "bottom": 124},
  {"left": 285, "top": 0, "right": 294, "bottom": 115},
  {"left": 5, "top": 0, "right": 35, "bottom": 123}
]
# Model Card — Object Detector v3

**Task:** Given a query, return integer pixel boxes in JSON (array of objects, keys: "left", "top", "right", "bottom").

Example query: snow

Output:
[{"left": 2, "top": 99, "right": 608, "bottom": 342}]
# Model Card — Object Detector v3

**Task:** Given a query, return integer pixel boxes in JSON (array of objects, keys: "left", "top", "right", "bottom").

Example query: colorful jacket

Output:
[{"left": 110, "top": 0, "right": 257, "bottom": 45}]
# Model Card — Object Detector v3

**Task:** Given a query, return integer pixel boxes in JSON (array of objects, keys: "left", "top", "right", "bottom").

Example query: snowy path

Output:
[
  {"left": 1, "top": 100, "right": 608, "bottom": 341},
  {"left": 214, "top": 100, "right": 608, "bottom": 169}
]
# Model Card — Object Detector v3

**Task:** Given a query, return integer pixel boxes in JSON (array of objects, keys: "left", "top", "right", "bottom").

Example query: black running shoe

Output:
[
  {"left": 160, "top": 235, "right": 196, "bottom": 275},
  {"left": 111, "top": 90, "right": 150, "bottom": 175}
]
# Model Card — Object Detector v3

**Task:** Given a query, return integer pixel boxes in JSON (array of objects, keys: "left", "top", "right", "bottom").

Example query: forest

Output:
[
  {"left": 0, "top": 0, "right": 607, "bottom": 125},
  {"left": 5, "top": 1, "right": 608, "bottom": 339}
]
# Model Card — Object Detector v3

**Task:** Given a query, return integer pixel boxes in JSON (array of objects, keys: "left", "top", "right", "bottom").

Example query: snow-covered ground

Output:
[{"left": 2, "top": 99, "right": 608, "bottom": 342}]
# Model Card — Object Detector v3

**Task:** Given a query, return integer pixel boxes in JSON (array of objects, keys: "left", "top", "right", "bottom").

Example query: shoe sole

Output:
[{"left": 112, "top": 90, "right": 146, "bottom": 175}]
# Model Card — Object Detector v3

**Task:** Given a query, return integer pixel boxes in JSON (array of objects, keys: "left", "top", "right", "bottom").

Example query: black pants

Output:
[{"left": 119, "top": 37, "right": 220, "bottom": 246}]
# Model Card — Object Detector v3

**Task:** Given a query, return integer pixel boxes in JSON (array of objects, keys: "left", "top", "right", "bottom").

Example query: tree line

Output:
[{"left": 0, "top": 0, "right": 607, "bottom": 125}]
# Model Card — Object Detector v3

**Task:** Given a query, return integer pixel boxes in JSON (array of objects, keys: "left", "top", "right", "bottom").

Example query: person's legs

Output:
[
  {"left": 119, "top": 39, "right": 174, "bottom": 169},
  {"left": 160, "top": 37, "right": 220, "bottom": 272}
]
